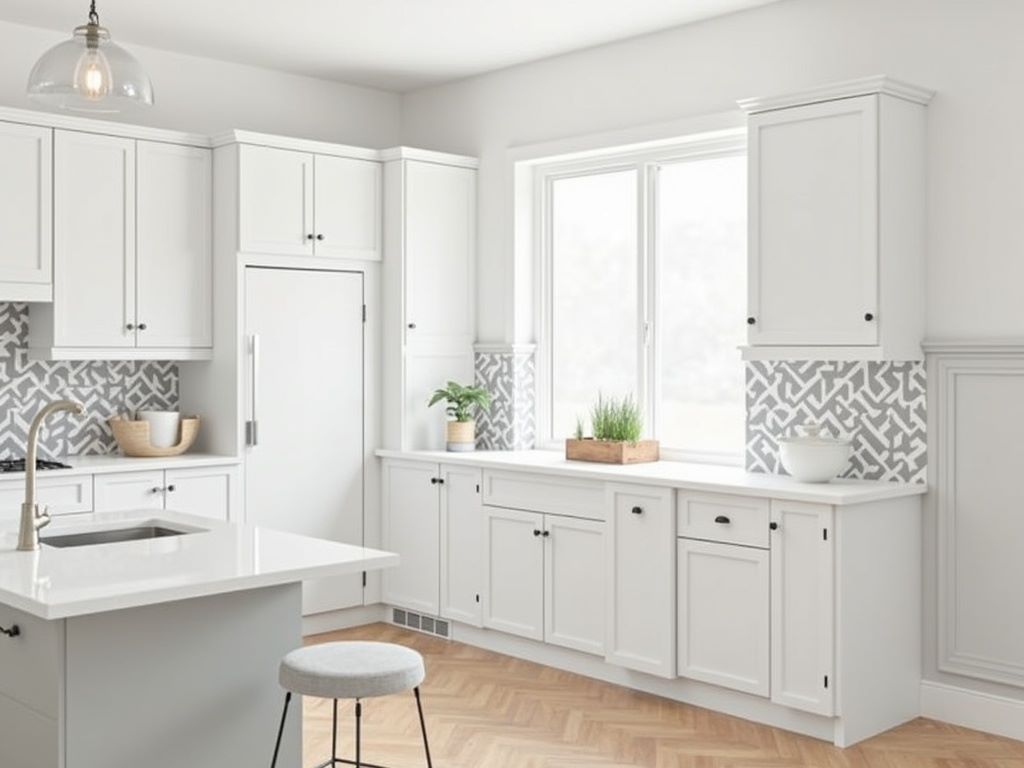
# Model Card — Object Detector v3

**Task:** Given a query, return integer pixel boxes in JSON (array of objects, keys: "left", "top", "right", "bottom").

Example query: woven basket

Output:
[{"left": 109, "top": 415, "right": 200, "bottom": 457}]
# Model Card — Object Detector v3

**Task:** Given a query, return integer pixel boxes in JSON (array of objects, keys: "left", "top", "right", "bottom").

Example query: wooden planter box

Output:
[{"left": 565, "top": 438, "right": 660, "bottom": 465}]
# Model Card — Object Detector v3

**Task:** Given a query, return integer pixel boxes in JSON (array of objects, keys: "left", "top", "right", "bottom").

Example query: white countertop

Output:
[
  {"left": 0, "top": 510, "right": 397, "bottom": 620},
  {"left": 376, "top": 449, "right": 927, "bottom": 505},
  {"left": 0, "top": 452, "right": 241, "bottom": 482}
]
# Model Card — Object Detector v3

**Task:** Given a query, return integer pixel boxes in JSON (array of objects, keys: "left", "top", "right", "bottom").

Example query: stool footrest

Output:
[{"left": 314, "top": 759, "right": 395, "bottom": 768}]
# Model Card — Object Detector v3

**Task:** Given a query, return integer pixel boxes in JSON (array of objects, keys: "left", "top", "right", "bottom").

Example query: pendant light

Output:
[{"left": 26, "top": 0, "right": 153, "bottom": 113}]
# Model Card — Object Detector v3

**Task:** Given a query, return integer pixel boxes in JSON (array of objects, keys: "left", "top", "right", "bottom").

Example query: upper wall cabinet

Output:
[
  {"left": 382, "top": 149, "right": 478, "bottom": 451},
  {"left": 236, "top": 142, "right": 381, "bottom": 260},
  {"left": 739, "top": 76, "right": 933, "bottom": 361},
  {"left": 0, "top": 121, "right": 52, "bottom": 302},
  {"left": 29, "top": 131, "right": 212, "bottom": 360}
]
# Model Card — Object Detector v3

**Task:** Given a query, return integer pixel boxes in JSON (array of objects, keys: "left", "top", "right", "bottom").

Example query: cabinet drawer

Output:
[
  {"left": 0, "top": 604, "right": 63, "bottom": 718},
  {"left": 676, "top": 492, "right": 769, "bottom": 548},
  {"left": 482, "top": 470, "right": 604, "bottom": 521},
  {"left": 94, "top": 470, "right": 166, "bottom": 513},
  {"left": 0, "top": 474, "right": 92, "bottom": 523}
]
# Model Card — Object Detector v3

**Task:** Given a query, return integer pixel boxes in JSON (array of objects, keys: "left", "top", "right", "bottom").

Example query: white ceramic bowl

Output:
[
  {"left": 777, "top": 424, "right": 852, "bottom": 483},
  {"left": 137, "top": 410, "right": 181, "bottom": 449}
]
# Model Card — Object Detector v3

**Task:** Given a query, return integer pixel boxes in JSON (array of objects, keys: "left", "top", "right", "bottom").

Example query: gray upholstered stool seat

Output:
[{"left": 279, "top": 641, "right": 426, "bottom": 700}]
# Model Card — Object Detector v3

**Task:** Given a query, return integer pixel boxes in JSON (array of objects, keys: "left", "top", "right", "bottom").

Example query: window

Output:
[{"left": 538, "top": 135, "right": 747, "bottom": 462}]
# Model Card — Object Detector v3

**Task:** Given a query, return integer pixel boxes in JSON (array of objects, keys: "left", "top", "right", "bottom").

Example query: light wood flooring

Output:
[{"left": 300, "top": 623, "right": 1024, "bottom": 768}]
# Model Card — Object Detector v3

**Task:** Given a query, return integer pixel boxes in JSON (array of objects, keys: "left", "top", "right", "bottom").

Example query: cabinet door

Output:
[
  {"left": 605, "top": 484, "right": 675, "bottom": 677},
  {"left": 545, "top": 515, "right": 605, "bottom": 655},
  {"left": 748, "top": 95, "right": 878, "bottom": 346},
  {"left": 482, "top": 506, "right": 544, "bottom": 640},
  {"left": 238, "top": 144, "right": 314, "bottom": 256},
  {"left": 136, "top": 142, "right": 212, "bottom": 349},
  {"left": 440, "top": 464, "right": 483, "bottom": 626},
  {"left": 93, "top": 471, "right": 165, "bottom": 513},
  {"left": 0, "top": 475, "right": 93, "bottom": 523},
  {"left": 382, "top": 461, "right": 440, "bottom": 614},
  {"left": 770, "top": 500, "right": 835, "bottom": 715},
  {"left": 0, "top": 122, "right": 51, "bottom": 296},
  {"left": 53, "top": 131, "right": 136, "bottom": 348},
  {"left": 677, "top": 539, "right": 769, "bottom": 696},
  {"left": 404, "top": 161, "right": 475, "bottom": 346},
  {"left": 165, "top": 466, "right": 238, "bottom": 522},
  {"left": 313, "top": 155, "right": 381, "bottom": 260}
]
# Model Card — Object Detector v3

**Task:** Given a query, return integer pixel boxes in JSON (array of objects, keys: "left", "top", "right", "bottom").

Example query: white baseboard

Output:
[
  {"left": 921, "top": 681, "right": 1024, "bottom": 742},
  {"left": 302, "top": 604, "right": 387, "bottom": 637}
]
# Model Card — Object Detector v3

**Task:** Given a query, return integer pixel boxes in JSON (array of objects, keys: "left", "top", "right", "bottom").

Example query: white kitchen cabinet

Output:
[
  {"left": 381, "top": 460, "right": 442, "bottom": 615},
  {"left": 382, "top": 150, "right": 477, "bottom": 451},
  {"left": 237, "top": 143, "right": 381, "bottom": 260},
  {"left": 544, "top": 514, "right": 605, "bottom": 655},
  {"left": 769, "top": 499, "right": 834, "bottom": 716},
  {"left": 136, "top": 141, "right": 213, "bottom": 349},
  {"left": 0, "top": 474, "right": 93, "bottom": 523},
  {"left": 677, "top": 538, "right": 769, "bottom": 696},
  {"left": 740, "top": 77, "right": 932, "bottom": 360},
  {"left": 605, "top": 484, "right": 675, "bottom": 678},
  {"left": 0, "top": 121, "right": 52, "bottom": 301},
  {"left": 30, "top": 132, "right": 213, "bottom": 360},
  {"left": 439, "top": 464, "right": 484, "bottom": 626},
  {"left": 482, "top": 506, "right": 545, "bottom": 641},
  {"left": 94, "top": 465, "right": 238, "bottom": 521}
]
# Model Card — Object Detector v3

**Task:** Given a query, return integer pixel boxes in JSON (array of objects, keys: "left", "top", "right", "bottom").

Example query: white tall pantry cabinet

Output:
[{"left": 382, "top": 150, "right": 478, "bottom": 451}]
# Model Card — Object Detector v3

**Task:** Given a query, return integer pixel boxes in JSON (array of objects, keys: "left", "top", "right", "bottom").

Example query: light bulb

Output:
[{"left": 74, "top": 48, "right": 111, "bottom": 100}]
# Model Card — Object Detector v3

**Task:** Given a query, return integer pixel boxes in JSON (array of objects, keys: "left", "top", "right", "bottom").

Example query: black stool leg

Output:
[
  {"left": 355, "top": 699, "right": 362, "bottom": 768},
  {"left": 270, "top": 691, "right": 292, "bottom": 768},
  {"left": 332, "top": 698, "right": 339, "bottom": 764},
  {"left": 414, "top": 687, "right": 433, "bottom": 768}
]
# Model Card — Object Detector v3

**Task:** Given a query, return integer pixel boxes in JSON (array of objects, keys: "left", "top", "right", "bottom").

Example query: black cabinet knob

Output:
[
  {"left": 407, "top": 323, "right": 417, "bottom": 330},
  {"left": 542, "top": 530, "right": 550, "bottom": 537},
  {"left": 631, "top": 506, "right": 643, "bottom": 515},
  {"left": 151, "top": 486, "right": 163, "bottom": 494},
  {"left": 430, "top": 477, "right": 438, "bottom": 485},
  {"left": 714, "top": 515, "right": 731, "bottom": 524},
  {"left": 437, "top": 478, "right": 445, "bottom": 485},
  {"left": 306, "top": 234, "right": 314, "bottom": 240},
  {"left": 769, "top": 521, "right": 779, "bottom": 531},
  {"left": 316, "top": 234, "right": 325, "bottom": 241},
  {"left": 138, "top": 323, "right": 147, "bottom": 330},
  {"left": 0, "top": 624, "right": 19, "bottom": 638},
  {"left": 533, "top": 529, "right": 541, "bottom": 537},
  {"left": 167, "top": 484, "right": 176, "bottom": 492},
  {"left": 747, "top": 317, "right": 756, "bottom": 325},
  {"left": 126, "top": 323, "right": 135, "bottom": 330},
  {"left": 864, "top": 312, "right": 875, "bottom": 322}
]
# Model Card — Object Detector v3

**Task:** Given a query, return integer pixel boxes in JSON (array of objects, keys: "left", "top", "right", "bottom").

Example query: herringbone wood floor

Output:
[{"left": 300, "top": 623, "right": 1024, "bottom": 768}]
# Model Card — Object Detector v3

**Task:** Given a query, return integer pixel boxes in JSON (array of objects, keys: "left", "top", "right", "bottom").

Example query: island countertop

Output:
[{"left": 0, "top": 510, "right": 397, "bottom": 620}]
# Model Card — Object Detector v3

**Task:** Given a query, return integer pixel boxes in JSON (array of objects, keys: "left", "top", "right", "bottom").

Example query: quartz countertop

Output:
[
  {"left": 0, "top": 510, "right": 396, "bottom": 619},
  {"left": 0, "top": 452, "right": 241, "bottom": 482},
  {"left": 376, "top": 449, "right": 927, "bottom": 506}
]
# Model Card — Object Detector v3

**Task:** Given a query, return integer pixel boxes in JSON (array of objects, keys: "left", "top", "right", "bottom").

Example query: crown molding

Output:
[
  {"left": 378, "top": 146, "right": 479, "bottom": 168},
  {"left": 210, "top": 129, "right": 380, "bottom": 160},
  {"left": 738, "top": 75, "right": 935, "bottom": 114},
  {"left": 0, "top": 105, "right": 210, "bottom": 147},
  {"left": 923, "top": 338, "right": 1024, "bottom": 356}
]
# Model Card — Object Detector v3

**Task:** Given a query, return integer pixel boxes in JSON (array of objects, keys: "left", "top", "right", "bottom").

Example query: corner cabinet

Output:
[
  {"left": 29, "top": 131, "right": 213, "bottom": 360},
  {"left": 0, "top": 121, "right": 52, "bottom": 301},
  {"left": 382, "top": 149, "right": 477, "bottom": 451},
  {"left": 740, "top": 76, "right": 933, "bottom": 361}
]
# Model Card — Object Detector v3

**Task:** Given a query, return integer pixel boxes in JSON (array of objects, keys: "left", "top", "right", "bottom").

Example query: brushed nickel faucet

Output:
[{"left": 18, "top": 400, "right": 85, "bottom": 552}]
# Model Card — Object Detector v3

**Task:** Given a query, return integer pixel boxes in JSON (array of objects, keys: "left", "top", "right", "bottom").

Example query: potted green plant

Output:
[
  {"left": 428, "top": 381, "right": 492, "bottom": 452},
  {"left": 566, "top": 393, "right": 659, "bottom": 464}
]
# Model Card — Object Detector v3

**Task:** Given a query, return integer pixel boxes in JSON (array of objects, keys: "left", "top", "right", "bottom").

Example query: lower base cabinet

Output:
[
  {"left": 483, "top": 506, "right": 545, "bottom": 640},
  {"left": 677, "top": 538, "right": 769, "bottom": 696},
  {"left": 92, "top": 465, "right": 239, "bottom": 521},
  {"left": 440, "top": 464, "right": 485, "bottom": 626},
  {"left": 382, "top": 460, "right": 442, "bottom": 615}
]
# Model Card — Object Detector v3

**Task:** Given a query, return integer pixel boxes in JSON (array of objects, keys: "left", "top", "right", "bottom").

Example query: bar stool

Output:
[{"left": 270, "top": 641, "right": 433, "bottom": 768}]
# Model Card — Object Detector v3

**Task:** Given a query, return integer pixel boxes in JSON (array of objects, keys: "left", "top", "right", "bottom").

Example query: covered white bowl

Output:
[{"left": 778, "top": 423, "right": 853, "bottom": 483}]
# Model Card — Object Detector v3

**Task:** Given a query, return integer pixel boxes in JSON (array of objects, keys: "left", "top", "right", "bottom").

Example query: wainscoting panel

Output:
[
  {"left": 0, "top": 303, "right": 178, "bottom": 457},
  {"left": 931, "top": 347, "right": 1024, "bottom": 688}
]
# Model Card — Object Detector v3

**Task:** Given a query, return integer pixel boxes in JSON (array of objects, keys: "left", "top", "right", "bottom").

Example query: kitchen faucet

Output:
[{"left": 18, "top": 400, "right": 85, "bottom": 551}]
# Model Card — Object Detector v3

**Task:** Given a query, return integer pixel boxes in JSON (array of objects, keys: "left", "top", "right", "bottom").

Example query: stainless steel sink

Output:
[{"left": 41, "top": 525, "right": 193, "bottom": 548}]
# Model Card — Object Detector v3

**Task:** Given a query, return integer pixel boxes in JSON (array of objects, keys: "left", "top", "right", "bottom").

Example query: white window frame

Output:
[{"left": 534, "top": 130, "right": 747, "bottom": 465}]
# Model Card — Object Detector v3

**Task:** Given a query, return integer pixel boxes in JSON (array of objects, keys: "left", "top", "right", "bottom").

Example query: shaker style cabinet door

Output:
[
  {"left": 381, "top": 460, "right": 441, "bottom": 614},
  {"left": 544, "top": 514, "right": 605, "bottom": 656},
  {"left": 0, "top": 121, "right": 52, "bottom": 297},
  {"left": 770, "top": 500, "right": 835, "bottom": 715},
  {"left": 748, "top": 95, "right": 879, "bottom": 346},
  {"left": 238, "top": 144, "right": 314, "bottom": 256},
  {"left": 52, "top": 130, "right": 136, "bottom": 348},
  {"left": 164, "top": 466, "right": 239, "bottom": 522},
  {"left": 482, "top": 506, "right": 544, "bottom": 641},
  {"left": 313, "top": 154, "right": 382, "bottom": 260},
  {"left": 136, "top": 141, "right": 213, "bottom": 349},
  {"left": 94, "top": 471, "right": 166, "bottom": 513},
  {"left": 439, "top": 464, "right": 484, "bottom": 626}
]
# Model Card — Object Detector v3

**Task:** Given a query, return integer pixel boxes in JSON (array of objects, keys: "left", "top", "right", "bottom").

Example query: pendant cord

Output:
[{"left": 88, "top": 0, "right": 99, "bottom": 25}]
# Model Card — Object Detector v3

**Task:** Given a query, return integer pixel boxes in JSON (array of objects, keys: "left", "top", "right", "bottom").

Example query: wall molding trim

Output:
[
  {"left": 923, "top": 338, "right": 1024, "bottom": 355},
  {"left": 738, "top": 75, "right": 935, "bottom": 114},
  {"left": 920, "top": 681, "right": 1024, "bottom": 742}
]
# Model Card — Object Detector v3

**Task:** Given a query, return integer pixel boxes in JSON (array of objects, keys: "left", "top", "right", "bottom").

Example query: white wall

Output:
[
  {"left": 0, "top": 19, "right": 401, "bottom": 147},
  {"left": 401, "top": 0, "right": 1024, "bottom": 346}
]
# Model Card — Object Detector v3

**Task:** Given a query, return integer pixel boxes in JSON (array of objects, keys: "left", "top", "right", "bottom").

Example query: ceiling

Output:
[{"left": 0, "top": 0, "right": 779, "bottom": 92}]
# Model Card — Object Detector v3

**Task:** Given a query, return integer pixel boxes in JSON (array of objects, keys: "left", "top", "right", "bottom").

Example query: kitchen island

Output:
[{"left": 0, "top": 510, "right": 397, "bottom": 768}]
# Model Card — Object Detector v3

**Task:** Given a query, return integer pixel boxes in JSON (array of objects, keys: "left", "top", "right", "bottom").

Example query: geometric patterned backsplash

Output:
[
  {"left": 0, "top": 303, "right": 178, "bottom": 459},
  {"left": 746, "top": 360, "right": 927, "bottom": 484},
  {"left": 474, "top": 347, "right": 536, "bottom": 451}
]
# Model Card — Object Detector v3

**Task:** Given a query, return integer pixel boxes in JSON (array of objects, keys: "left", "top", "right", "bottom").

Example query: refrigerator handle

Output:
[{"left": 246, "top": 333, "right": 260, "bottom": 447}]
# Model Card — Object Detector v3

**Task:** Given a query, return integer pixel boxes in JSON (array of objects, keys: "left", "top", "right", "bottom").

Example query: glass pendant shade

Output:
[{"left": 27, "top": 21, "right": 153, "bottom": 113}]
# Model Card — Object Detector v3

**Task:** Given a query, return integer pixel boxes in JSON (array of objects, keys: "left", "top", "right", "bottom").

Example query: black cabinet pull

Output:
[
  {"left": 437, "top": 478, "right": 445, "bottom": 485},
  {"left": 769, "top": 521, "right": 779, "bottom": 531},
  {"left": 542, "top": 530, "right": 550, "bottom": 537},
  {"left": 747, "top": 316, "right": 756, "bottom": 325},
  {"left": 316, "top": 234, "right": 325, "bottom": 241},
  {"left": 407, "top": 322, "right": 417, "bottom": 329},
  {"left": 533, "top": 529, "right": 541, "bottom": 537},
  {"left": 138, "top": 323, "right": 147, "bottom": 330},
  {"left": 631, "top": 506, "right": 643, "bottom": 515},
  {"left": 167, "top": 484, "right": 176, "bottom": 492},
  {"left": 714, "top": 515, "right": 731, "bottom": 524},
  {"left": 864, "top": 312, "right": 875, "bottom": 322},
  {"left": 0, "top": 624, "right": 19, "bottom": 638},
  {"left": 126, "top": 323, "right": 135, "bottom": 330},
  {"left": 306, "top": 234, "right": 315, "bottom": 240},
  {"left": 430, "top": 477, "right": 438, "bottom": 485}
]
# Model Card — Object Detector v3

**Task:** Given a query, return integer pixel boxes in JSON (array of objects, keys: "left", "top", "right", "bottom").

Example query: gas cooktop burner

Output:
[{"left": 0, "top": 458, "right": 72, "bottom": 473}]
